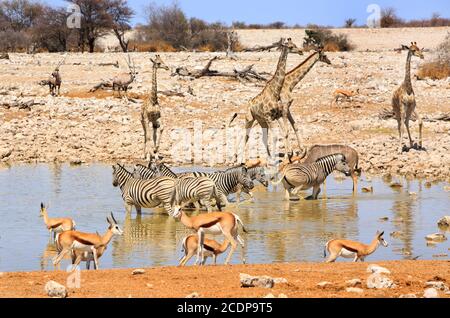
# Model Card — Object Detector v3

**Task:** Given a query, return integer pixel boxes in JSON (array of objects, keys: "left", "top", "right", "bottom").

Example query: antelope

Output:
[
  {"left": 179, "top": 234, "right": 230, "bottom": 266},
  {"left": 47, "top": 57, "right": 66, "bottom": 96},
  {"left": 112, "top": 54, "right": 136, "bottom": 98},
  {"left": 324, "top": 231, "right": 388, "bottom": 263},
  {"left": 174, "top": 209, "right": 246, "bottom": 265},
  {"left": 71, "top": 236, "right": 107, "bottom": 270},
  {"left": 331, "top": 88, "right": 359, "bottom": 107},
  {"left": 53, "top": 212, "right": 123, "bottom": 270},
  {"left": 39, "top": 203, "right": 76, "bottom": 240}
]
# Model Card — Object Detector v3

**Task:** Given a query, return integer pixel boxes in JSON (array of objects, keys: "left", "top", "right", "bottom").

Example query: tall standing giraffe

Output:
[
  {"left": 142, "top": 54, "right": 170, "bottom": 161},
  {"left": 229, "top": 38, "right": 302, "bottom": 162},
  {"left": 392, "top": 42, "right": 424, "bottom": 153},
  {"left": 279, "top": 47, "right": 331, "bottom": 154}
]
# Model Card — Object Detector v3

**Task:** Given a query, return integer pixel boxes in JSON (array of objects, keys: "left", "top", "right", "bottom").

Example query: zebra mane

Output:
[
  {"left": 316, "top": 153, "right": 345, "bottom": 163},
  {"left": 116, "top": 163, "right": 133, "bottom": 175}
]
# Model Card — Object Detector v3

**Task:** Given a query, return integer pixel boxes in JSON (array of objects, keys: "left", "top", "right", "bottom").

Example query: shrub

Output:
[
  {"left": 418, "top": 34, "right": 450, "bottom": 80},
  {"left": 303, "top": 29, "right": 354, "bottom": 51}
]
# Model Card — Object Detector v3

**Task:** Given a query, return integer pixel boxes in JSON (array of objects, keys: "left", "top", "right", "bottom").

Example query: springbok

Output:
[
  {"left": 39, "top": 203, "right": 76, "bottom": 240},
  {"left": 174, "top": 209, "right": 246, "bottom": 265},
  {"left": 179, "top": 234, "right": 230, "bottom": 266},
  {"left": 53, "top": 212, "right": 123, "bottom": 270},
  {"left": 324, "top": 231, "right": 388, "bottom": 263},
  {"left": 71, "top": 232, "right": 108, "bottom": 270},
  {"left": 331, "top": 88, "right": 359, "bottom": 107}
]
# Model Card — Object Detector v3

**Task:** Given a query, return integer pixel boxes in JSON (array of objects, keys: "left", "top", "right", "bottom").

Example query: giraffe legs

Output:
[
  {"left": 241, "top": 115, "right": 255, "bottom": 163},
  {"left": 414, "top": 110, "right": 423, "bottom": 149},
  {"left": 397, "top": 113, "right": 405, "bottom": 153},
  {"left": 287, "top": 110, "right": 303, "bottom": 153}
]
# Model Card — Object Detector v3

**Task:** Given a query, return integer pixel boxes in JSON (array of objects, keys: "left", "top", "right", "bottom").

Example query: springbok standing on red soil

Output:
[
  {"left": 39, "top": 203, "right": 76, "bottom": 240},
  {"left": 174, "top": 209, "right": 246, "bottom": 265},
  {"left": 53, "top": 213, "right": 123, "bottom": 270},
  {"left": 324, "top": 231, "right": 388, "bottom": 263},
  {"left": 179, "top": 234, "right": 230, "bottom": 266}
]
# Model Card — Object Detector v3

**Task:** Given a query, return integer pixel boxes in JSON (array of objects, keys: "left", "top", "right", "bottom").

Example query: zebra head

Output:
[
  {"left": 132, "top": 165, "right": 142, "bottom": 179},
  {"left": 334, "top": 154, "right": 351, "bottom": 177},
  {"left": 238, "top": 167, "right": 254, "bottom": 190},
  {"left": 112, "top": 165, "right": 120, "bottom": 187},
  {"left": 253, "top": 167, "right": 269, "bottom": 187},
  {"left": 148, "top": 161, "right": 162, "bottom": 175}
]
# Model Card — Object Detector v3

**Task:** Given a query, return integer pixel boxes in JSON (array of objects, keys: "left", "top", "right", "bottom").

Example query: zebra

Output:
[
  {"left": 112, "top": 164, "right": 176, "bottom": 215},
  {"left": 181, "top": 167, "right": 254, "bottom": 207},
  {"left": 302, "top": 145, "right": 361, "bottom": 194},
  {"left": 171, "top": 177, "right": 223, "bottom": 214},
  {"left": 149, "top": 161, "right": 178, "bottom": 178},
  {"left": 223, "top": 165, "right": 269, "bottom": 203},
  {"left": 272, "top": 154, "right": 351, "bottom": 200},
  {"left": 132, "top": 163, "right": 159, "bottom": 180}
]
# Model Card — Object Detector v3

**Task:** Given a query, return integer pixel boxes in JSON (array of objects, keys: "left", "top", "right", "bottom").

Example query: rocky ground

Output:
[
  {"left": 0, "top": 28, "right": 449, "bottom": 181},
  {"left": 1, "top": 261, "right": 449, "bottom": 298}
]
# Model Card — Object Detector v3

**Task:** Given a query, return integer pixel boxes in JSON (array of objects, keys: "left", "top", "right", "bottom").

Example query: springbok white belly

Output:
[
  {"left": 71, "top": 241, "right": 93, "bottom": 252},
  {"left": 339, "top": 248, "right": 356, "bottom": 258},
  {"left": 202, "top": 224, "right": 223, "bottom": 236}
]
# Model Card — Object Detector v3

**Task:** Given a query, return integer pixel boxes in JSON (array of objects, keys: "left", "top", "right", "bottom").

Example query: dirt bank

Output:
[{"left": 0, "top": 261, "right": 449, "bottom": 298}]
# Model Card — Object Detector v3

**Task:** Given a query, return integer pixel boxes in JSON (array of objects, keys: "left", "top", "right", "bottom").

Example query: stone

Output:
[
  {"left": 278, "top": 293, "right": 288, "bottom": 298},
  {"left": 346, "top": 279, "right": 362, "bottom": 287},
  {"left": 44, "top": 281, "right": 67, "bottom": 298},
  {"left": 367, "top": 264, "right": 391, "bottom": 274},
  {"left": 240, "top": 273, "right": 274, "bottom": 288},
  {"left": 423, "top": 288, "right": 439, "bottom": 298},
  {"left": 0, "top": 148, "right": 12, "bottom": 159},
  {"left": 317, "top": 281, "right": 333, "bottom": 288},
  {"left": 186, "top": 292, "right": 200, "bottom": 298},
  {"left": 399, "top": 293, "right": 417, "bottom": 298},
  {"left": 425, "top": 281, "right": 449, "bottom": 292},
  {"left": 132, "top": 269, "right": 146, "bottom": 275},
  {"left": 273, "top": 277, "right": 288, "bottom": 284},
  {"left": 263, "top": 293, "right": 276, "bottom": 298},
  {"left": 346, "top": 287, "right": 364, "bottom": 294},
  {"left": 366, "top": 274, "right": 396, "bottom": 289},
  {"left": 425, "top": 233, "right": 447, "bottom": 242}
]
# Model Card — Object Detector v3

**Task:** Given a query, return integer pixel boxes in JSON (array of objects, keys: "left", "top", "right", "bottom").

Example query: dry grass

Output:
[
  {"left": 418, "top": 61, "right": 450, "bottom": 80},
  {"left": 129, "top": 40, "right": 177, "bottom": 53}
]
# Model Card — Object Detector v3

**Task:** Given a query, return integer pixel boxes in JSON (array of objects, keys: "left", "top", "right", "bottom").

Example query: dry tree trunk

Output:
[{"left": 242, "top": 39, "right": 282, "bottom": 52}]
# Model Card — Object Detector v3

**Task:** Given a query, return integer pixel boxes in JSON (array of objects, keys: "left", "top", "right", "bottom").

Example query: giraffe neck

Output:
[
  {"left": 284, "top": 51, "right": 320, "bottom": 93},
  {"left": 150, "top": 65, "right": 158, "bottom": 105},
  {"left": 263, "top": 44, "right": 289, "bottom": 99},
  {"left": 404, "top": 51, "right": 413, "bottom": 94}
]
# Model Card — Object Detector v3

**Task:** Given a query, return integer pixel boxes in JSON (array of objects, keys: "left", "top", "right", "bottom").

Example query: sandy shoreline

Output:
[{"left": 1, "top": 260, "right": 449, "bottom": 298}]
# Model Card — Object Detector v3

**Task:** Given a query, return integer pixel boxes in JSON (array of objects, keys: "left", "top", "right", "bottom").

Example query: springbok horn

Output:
[{"left": 110, "top": 212, "right": 118, "bottom": 224}]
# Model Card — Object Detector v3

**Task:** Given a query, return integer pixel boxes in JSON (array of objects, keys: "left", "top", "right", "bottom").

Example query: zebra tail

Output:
[
  {"left": 228, "top": 113, "right": 238, "bottom": 127},
  {"left": 234, "top": 214, "right": 248, "bottom": 233}
]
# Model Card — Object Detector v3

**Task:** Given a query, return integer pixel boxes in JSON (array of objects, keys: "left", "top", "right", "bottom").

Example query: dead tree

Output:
[
  {"left": 242, "top": 39, "right": 283, "bottom": 52},
  {"left": 171, "top": 56, "right": 268, "bottom": 82}
]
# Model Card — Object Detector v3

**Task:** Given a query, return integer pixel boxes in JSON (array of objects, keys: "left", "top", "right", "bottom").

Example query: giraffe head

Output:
[
  {"left": 280, "top": 38, "right": 303, "bottom": 55},
  {"left": 150, "top": 54, "right": 170, "bottom": 71},
  {"left": 401, "top": 42, "right": 424, "bottom": 59},
  {"left": 315, "top": 46, "right": 331, "bottom": 65}
]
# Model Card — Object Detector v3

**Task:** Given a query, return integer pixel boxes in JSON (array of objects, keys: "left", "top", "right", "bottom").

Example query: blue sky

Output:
[{"left": 50, "top": 0, "right": 450, "bottom": 26}]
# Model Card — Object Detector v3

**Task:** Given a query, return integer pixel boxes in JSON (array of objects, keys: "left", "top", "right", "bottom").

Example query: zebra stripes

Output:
[
  {"left": 223, "top": 165, "right": 268, "bottom": 203},
  {"left": 133, "top": 164, "right": 159, "bottom": 180},
  {"left": 273, "top": 153, "right": 350, "bottom": 200},
  {"left": 183, "top": 167, "right": 255, "bottom": 206},
  {"left": 171, "top": 177, "right": 223, "bottom": 214},
  {"left": 112, "top": 164, "right": 176, "bottom": 215}
]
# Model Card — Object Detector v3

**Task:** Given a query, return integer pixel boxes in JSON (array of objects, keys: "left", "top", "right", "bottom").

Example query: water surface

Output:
[{"left": 0, "top": 163, "right": 448, "bottom": 272}]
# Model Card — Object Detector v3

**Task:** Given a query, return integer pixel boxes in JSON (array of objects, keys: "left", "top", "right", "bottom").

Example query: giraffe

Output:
[
  {"left": 392, "top": 42, "right": 424, "bottom": 153},
  {"left": 279, "top": 47, "right": 331, "bottom": 155},
  {"left": 229, "top": 38, "right": 302, "bottom": 162},
  {"left": 141, "top": 54, "right": 170, "bottom": 162}
]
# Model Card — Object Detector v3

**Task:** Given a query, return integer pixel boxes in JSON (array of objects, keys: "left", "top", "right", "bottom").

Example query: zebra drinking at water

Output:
[
  {"left": 272, "top": 154, "right": 351, "bottom": 200},
  {"left": 170, "top": 177, "right": 223, "bottom": 214},
  {"left": 222, "top": 165, "right": 269, "bottom": 203},
  {"left": 112, "top": 164, "right": 176, "bottom": 215}
]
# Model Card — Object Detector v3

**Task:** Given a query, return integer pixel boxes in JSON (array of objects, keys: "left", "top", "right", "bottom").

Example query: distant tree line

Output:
[{"left": 0, "top": 1, "right": 448, "bottom": 53}]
